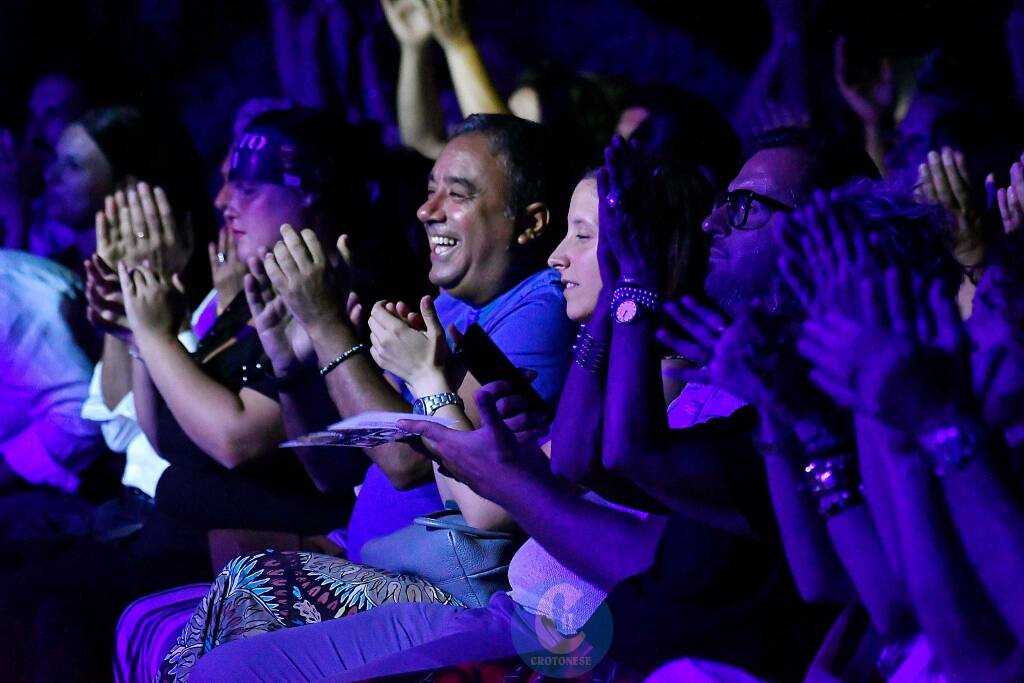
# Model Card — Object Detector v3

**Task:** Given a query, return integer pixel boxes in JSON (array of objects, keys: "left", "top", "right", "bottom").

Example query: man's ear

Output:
[{"left": 516, "top": 202, "right": 550, "bottom": 245}]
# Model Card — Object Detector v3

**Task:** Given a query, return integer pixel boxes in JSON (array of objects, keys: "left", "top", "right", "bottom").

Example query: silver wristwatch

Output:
[{"left": 412, "top": 392, "right": 464, "bottom": 416}]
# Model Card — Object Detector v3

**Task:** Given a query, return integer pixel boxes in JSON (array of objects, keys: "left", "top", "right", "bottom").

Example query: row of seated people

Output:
[
  {"left": 0, "top": 2, "right": 1023, "bottom": 679},
  {"left": 1, "top": 97, "right": 1022, "bottom": 682}
]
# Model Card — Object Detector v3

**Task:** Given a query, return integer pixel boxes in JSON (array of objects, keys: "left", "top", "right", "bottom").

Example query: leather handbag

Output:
[{"left": 360, "top": 507, "right": 523, "bottom": 608}]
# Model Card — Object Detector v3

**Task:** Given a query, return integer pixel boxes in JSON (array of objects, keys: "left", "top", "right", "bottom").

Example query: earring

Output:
[{"left": 517, "top": 234, "right": 529, "bottom": 245}]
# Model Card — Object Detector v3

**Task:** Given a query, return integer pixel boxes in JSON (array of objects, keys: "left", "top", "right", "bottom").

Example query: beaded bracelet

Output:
[
  {"left": 572, "top": 327, "right": 608, "bottom": 373},
  {"left": 319, "top": 343, "right": 367, "bottom": 377}
]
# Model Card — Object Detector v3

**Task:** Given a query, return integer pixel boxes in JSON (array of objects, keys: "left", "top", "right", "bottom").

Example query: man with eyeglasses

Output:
[{"left": 703, "top": 127, "right": 879, "bottom": 314}]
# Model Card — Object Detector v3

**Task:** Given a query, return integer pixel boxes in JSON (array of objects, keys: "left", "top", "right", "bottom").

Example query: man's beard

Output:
[{"left": 705, "top": 271, "right": 801, "bottom": 319}]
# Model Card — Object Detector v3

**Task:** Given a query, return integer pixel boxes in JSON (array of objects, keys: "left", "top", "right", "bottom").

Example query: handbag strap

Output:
[{"left": 413, "top": 512, "right": 518, "bottom": 540}]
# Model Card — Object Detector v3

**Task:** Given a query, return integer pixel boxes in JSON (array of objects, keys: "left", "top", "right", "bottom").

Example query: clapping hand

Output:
[
  {"left": 776, "top": 189, "right": 878, "bottom": 317},
  {"left": 244, "top": 252, "right": 316, "bottom": 377},
  {"left": 209, "top": 226, "right": 247, "bottom": 309},
  {"left": 657, "top": 296, "right": 800, "bottom": 408},
  {"left": 915, "top": 148, "right": 986, "bottom": 268},
  {"left": 96, "top": 183, "right": 193, "bottom": 276},
  {"left": 118, "top": 262, "right": 188, "bottom": 343},
  {"left": 596, "top": 135, "right": 662, "bottom": 288},
  {"left": 261, "top": 225, "right": 351, "bottom": 340},
  {"left": 368, "top": 295, "right": 456, "bottom": 396},
  {"left": 84, "top": 254, "right": 133, "bottom": 344},
  {"left": 995, "top": 155, "right": 1024, "bottom": 236},
  {"left": 798, "top": 268, "right": 971, "bottom": 433}
]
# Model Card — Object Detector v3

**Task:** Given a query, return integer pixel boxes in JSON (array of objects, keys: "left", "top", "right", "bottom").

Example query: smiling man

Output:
[
  {"left": 263, "top": 114, "right": 577, "bottom": 564},
  {"left": 423, "top": 115, "right": 576, "bottom": 404}
]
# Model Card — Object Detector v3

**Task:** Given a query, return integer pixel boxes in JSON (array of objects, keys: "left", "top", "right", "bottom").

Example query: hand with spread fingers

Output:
[
  {"left": 261, "top": 224, "right": 351, "bottom": 339},
  {"left": 368, "top": 294, "right": 455, "bottom": 396},
  {"left": 798, "top": 268, "right": 972, "bottom": 433},
  {"left": 99, "top": 182, "right": 193, "bottom": 276},
  {"left": 397, "top": 381, "right": 549, "bottom": 500},
  {"left": 209, "top": 226, "right": 247, "bottom": 309},
  {"left": 244, "top": 252, "right": 316, "bottom": 377},
  {"left": 833, "top": 36, "right": 895, "bottom": 129},
  {"left": 995, "top": 155, "right": 1024, "bottom": 236},
  {"left": 915, "top": 148, "right": 986, "bottom": 269},
  {"left": 118, "top": 261, "right": 188, "bottom": 343},
  {"left": 596, "top": 135, "right": 662, "bottom": 288},
  {"left": 84, "top": 254, "right": 133, "bottom": 344},
  {"left": 380, "top": 0, "right": 432, "bottom": 47},
  {"left": 775, "top": 189, "right": 879, "bottom": 317},
  {"left": 657, "top": 296, "right": 799, "bottom": 408},
  {"left": 422, "top": 0, "right": 470, "bottom": 50}
]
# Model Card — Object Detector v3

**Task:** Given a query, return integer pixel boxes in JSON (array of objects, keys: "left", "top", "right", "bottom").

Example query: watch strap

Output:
[{"left": 412, "top": 392, "right": 464, "bottom": 416}]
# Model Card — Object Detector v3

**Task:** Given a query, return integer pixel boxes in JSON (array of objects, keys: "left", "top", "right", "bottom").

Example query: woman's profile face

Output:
[
  {"left": 548, "top": 178, "right": 602, "bottom": 322},
  {"left": 222, "top": 179, "right": 306, "bottom": 263},
  {"left": 44, "top": 123, "right": 114, "bottom": 229}
]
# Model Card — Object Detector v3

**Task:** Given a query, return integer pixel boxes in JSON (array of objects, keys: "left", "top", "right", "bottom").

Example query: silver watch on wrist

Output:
[{"left": 412, "top": 392, "right": 464, "bottom": 416}]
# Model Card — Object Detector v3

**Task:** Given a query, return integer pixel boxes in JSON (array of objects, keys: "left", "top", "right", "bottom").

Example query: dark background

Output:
[{"left": 0, "top": 0, "right": 1011, "bottom": 170}]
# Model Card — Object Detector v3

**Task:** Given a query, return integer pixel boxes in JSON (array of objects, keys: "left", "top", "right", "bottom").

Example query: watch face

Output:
[{"left": 615, "top": 299, "right": 639, "bottom": 324}]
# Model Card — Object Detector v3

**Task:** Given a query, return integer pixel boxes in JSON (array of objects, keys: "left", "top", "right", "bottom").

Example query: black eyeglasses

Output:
[{"left": 712, "top": 190, "right": 793, "bottom": 230}]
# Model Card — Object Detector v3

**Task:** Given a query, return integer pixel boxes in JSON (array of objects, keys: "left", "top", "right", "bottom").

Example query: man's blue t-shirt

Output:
[
  {"left": 433, "top": 267, "right": 575, "bottom": 406},
  {"left": 345, "top": 268, "right": 575, "bottom": 561}
]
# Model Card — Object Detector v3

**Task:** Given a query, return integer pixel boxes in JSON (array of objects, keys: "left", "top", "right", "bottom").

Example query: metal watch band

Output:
[{"left": 413, "top": 391, "right": 464, "bottom": 416}]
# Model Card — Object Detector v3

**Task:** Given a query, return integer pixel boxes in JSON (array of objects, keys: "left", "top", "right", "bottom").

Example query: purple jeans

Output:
[{"left": 190, "top": 592, "right": 525, "bottom": 682}]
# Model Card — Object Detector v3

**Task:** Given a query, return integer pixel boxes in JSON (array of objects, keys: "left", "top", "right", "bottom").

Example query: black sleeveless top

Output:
[{"left": 152, "top": 293, "right": 351, "bottom": 535}]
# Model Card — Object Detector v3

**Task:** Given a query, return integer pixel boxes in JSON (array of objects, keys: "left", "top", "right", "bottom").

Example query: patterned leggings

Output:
[{"left": 157, "top": 548, "right": 462, "bottom": 683}]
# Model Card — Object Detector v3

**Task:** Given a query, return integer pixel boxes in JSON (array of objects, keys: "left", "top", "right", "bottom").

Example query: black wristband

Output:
[{"left": 319, "top": 343, "right": 367, "bottom": 377}]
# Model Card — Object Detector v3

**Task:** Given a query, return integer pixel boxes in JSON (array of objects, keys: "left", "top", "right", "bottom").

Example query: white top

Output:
[
  {"left": 507, "top": 381, "right": 746, "bottom": 634},
  {"left": 80, "top": 288, "right": 216, "bottom": 498},
  {"left": 0, "top": 250, "right": 102, "bottom": 491}
]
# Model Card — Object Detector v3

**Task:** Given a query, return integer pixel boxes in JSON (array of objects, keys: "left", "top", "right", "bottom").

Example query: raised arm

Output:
[
  {"left": 756, "top": 412, "right": 857, "bottom": 607},
  {"left": 931, "top": 418, "right": 1024, "bottom": 643},
  {"left": 732, "top": 0, "right": 814, "bottom": 140},
  {"left": 882, "top": 432, "right": 1018, "bottom": 680},
  {"left": 596, "top": 138, "right": 671, "bottom": 471},
  {"left": 834, "top": 35, "right": 895, "bottom": 174},
  {"left": 800, "top": 271, "right": 1020, "bottom": 677},
  {"left": 423, "top": 0, "right": 509, "bottom": 118},
  {"left": 381, "top": 0, "right": 447, "bottom": 158},
  {"left": 912, "top": 275, "right": 1024, "bottom": 642}
]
